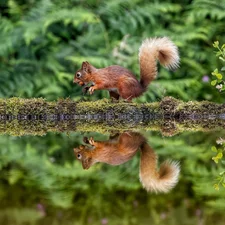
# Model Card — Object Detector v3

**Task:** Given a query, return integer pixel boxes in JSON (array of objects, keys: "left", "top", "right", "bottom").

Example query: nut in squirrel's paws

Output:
[
  {"left": 82, "top": 86, "right": 90, "bottom": 94},
  {"left": 83, "top": 136, "right": 89, "bottom": 144}
]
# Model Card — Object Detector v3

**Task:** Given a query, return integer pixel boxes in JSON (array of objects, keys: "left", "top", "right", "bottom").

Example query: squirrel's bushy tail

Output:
[
  {"left": 139, "top": 37, "right": 179, "bottom": 89},
  {"left": 139, "top": 143, "right": 180, "bottom": 193}
]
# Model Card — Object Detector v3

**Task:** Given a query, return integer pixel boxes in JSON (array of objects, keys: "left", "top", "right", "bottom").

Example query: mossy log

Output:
[{"left": 0, "top": 97, "right": 224, "bottom": 136}]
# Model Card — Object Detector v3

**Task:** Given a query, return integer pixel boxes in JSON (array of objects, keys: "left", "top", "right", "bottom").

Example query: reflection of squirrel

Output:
[
  {"left": 74, "top": 132, "right": 180, "bottom": 193},
  {"left": 73, "top": 37, "right": 179, "bottom": 101}
]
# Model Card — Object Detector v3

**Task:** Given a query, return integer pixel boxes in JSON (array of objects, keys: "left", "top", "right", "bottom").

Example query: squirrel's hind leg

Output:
[{"left": 109, "top": 91, "right": 120, "bottom": 100}]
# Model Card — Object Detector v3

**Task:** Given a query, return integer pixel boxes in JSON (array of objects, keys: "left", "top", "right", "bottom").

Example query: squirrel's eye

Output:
[
  {"left": 76, "top": 72, "right": 82, "bottom": 78},
  {"left": 77, "top": 153, "right": 82, "bottom": 159}
]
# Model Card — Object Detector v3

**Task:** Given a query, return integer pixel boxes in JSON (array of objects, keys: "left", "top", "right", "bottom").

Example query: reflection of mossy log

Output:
[{"left": 0, "top": 97, "right": 224, "bottom": 136}]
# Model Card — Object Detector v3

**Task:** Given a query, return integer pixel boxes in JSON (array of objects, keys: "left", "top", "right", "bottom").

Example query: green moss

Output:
[
  {"left": 0, "top": 97, "right": 224, "bottom": 136},
  {"left": 161, "top": 96, "right": 225, "bottom": 116}
]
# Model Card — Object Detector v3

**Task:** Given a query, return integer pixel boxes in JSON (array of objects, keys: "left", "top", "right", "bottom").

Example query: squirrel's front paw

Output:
[
  {"left": 88, "top": 137, "right": 95, "bottom": 146},
  {"left": 89, "top": 86, "right": 96, "bottom": 95}
]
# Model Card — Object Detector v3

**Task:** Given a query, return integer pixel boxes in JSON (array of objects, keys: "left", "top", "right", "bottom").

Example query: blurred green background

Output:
[{"left": 0, "top": 0, "right": 225, "bottom": 224}]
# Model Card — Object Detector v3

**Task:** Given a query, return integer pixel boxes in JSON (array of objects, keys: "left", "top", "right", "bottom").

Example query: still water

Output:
[{"left": 0, "top": 100, "right": 225, "bottom": 225}]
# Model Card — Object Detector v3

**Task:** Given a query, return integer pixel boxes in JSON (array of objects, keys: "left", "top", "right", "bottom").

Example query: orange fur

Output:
[
  {"left": 74, "top": 133, "right": 145, "bottom": 169},
  {"left": 139, "top": 143, "right": 180, "bottom": 193},
  {"left": 74, "top": 37, "right": 179, "bottom": 101},
  {"left": 74, "top": 132, "right": 180, "bottom": 193}
]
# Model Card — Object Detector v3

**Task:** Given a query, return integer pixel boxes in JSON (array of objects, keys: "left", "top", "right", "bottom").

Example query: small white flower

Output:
[{"left": 216, "top": 84, "right": 223, "bottom": 91}]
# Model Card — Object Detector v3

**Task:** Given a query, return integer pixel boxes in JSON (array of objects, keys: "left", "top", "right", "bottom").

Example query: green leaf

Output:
[
  {"left": 219, "top": 57, "right": 225, "bottom": 62},
  {"left": 216, "top": 73, "right": 223, "bottom": 80},
  {"left": 212, "top": 68, "right": 220, "bottom": 76},
  {"left": 213, "top": 183, "right": 220, "bottom": 190},
  {"left": 216, "top": 52, "right": 222, "bottom": 57},
  {"left": 217, "top": 152, "right": 223, "bottom": 159},
  {"left": 212, "top": 156, "right": 219, "bottom": 163},
  {"left": 221, "top": 66, "right": 225, "bottom": 71},
  {"left": 211, "top": 146, "right": 218, "bottom": 152},
  {"left": 9, "top": 170, "right": 24, "bottom": 185},
  {"left": 213, "top": 41, "right": 219, "bottom": 48},
  {"left": 211, "top": 80, "right": 217, "bottom": 86}
]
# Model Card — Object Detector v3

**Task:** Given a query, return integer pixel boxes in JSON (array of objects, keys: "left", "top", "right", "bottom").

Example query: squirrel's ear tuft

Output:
[
  {"left": 73, "top": 148, "right": 79, "bottom": 153},
  {"left": 81, "top": 61, "right": 86, "bottom": 68},
  {"left": 82, "top": 61, "right": 90, "bottom": 73},
  {"left": 82, "top": 157, "right": 93, "bottom": 170},
  {"left": 81, "top": 61, "right": 94, "bottom": 73},
  {"left": 79, "top": 145, "right": 85, "bottom": 150}
]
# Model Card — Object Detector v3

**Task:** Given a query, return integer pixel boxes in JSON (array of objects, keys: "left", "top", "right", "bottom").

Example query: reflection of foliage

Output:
[
  {"left": 1, "top": 131, "right": 225, "bottom": 224},
  {"left": 0, "top": 131, "right": 225, "bottom": 224},
  {"left": 0, "top": 208, "right": 43, "bottom": 224},
  {"left": 1, "top": 0, "right": 225, "bottom": 224},
  {"left": 211, "top": 139, "right": 225, "bottom": 190},
  {"left": 210, "top": 40, "right": 225, "bottom": 190},
  {"left": 152, "top": 132, "right": 225, "bottom": 211},
  {"left": 212, "top": 145, "right": 224, "bottom": 164}
]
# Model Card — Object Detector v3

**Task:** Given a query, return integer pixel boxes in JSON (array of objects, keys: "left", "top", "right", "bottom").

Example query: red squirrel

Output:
[
  {"left": 74, "top": 132, "right": 180, "bottom": 193},
  {"left": 73, "top": 37, "right": 179, "bottom": 101}
]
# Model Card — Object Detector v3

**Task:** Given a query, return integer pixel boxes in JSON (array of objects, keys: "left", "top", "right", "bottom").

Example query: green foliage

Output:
[
  {"left": 0, "top": 0, "right": 225, "bottom": 101},
  {"left": 211, "top": 138, "right": 225, "bottom": 190},
  {"left": 1, "top": 0, "right": 225, "bottom": 224},
  {"left": 210, "top": 39, "right": 225, "bottom": 190},
  {"left": 211, "top": 145, "right": 223, "bottom": 164},
  {"left": 1, "top": 131, "right": 225, "bottom": 224},
  {"left": 150, "top": 131, "right": 225, "bottom": 211},
  {"left": 0, "top": 208, "right": 43, "bottom": 225},
  {"left": 211, "top": 41, "right": 225, "bottom": 92}
]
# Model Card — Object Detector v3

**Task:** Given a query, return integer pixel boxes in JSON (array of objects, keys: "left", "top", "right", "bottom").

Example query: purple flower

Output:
[
  {"left": 202, "top": 75, "right": 209, "bottom": 82},
  {"left": 37, "top": 203, "right": 45, "bottom": 211},
  {"left": 101, "top": 218, "right": 108, "bottom": 225},
  {"left": 36, "top": 203, "right": 46, "bottom": 217},
  {"left": 133, "top": 200, "right": 139, "bottom": 208},
  {"left": 160, "top": 212, "right": 167, "bottom": 220},
  {"left": 195, "top": 208, "right": 202, "bottom": 217}
]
